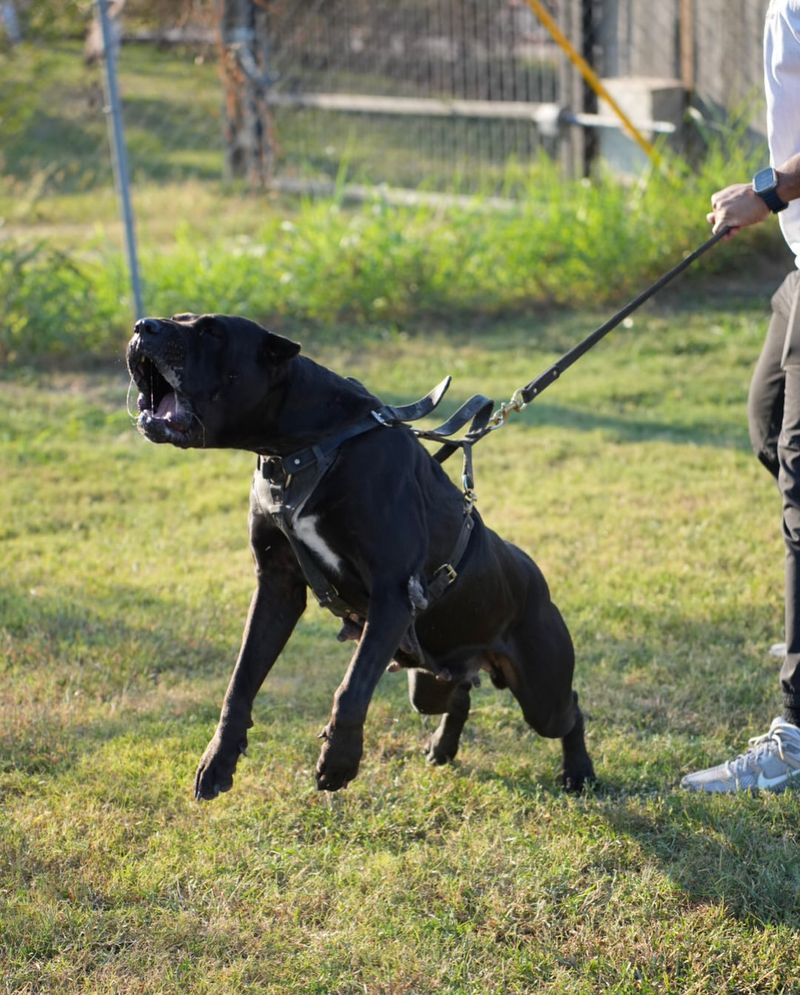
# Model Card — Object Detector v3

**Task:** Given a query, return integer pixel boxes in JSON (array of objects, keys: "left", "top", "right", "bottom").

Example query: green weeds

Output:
[
  {"left": 0, "top": 242, "right": 124, "bottom": 364},
  {"left": 1, "top": 155, "right": 785, "bottom": 365},
  {"left": 0, "top": 43, "right": 787, "bottom": 366}
]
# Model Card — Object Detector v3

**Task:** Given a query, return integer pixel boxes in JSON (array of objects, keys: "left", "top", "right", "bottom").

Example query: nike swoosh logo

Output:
[{"left": 756, "top": 767, "right": 800, "bottom": 790}]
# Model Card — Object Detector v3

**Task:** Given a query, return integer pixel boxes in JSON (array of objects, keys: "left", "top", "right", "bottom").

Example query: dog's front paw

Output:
[
  {"left": 424, "top": 732, "right": 458, "bottom": 766},
  {"left": 194, "top": 732, "right": 247, "bottom": 801},
  {"left": 561, "top": 756, "right": 596, "bottom": 794},
  {"left": 315, "top": 724, "right": 363, "bottom": 791}
]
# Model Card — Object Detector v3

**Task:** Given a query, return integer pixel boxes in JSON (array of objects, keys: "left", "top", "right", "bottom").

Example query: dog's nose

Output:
[{"left": 134, "top": 318, "right": 159, "bottom": 335}]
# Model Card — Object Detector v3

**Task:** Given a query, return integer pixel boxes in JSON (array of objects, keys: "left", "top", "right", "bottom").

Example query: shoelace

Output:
[{"left": 724, "top": 723, "right": 797, "bottom": 782}]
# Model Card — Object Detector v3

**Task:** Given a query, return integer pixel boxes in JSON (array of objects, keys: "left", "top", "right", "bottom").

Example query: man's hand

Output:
[
  {"left": 707, "top": 156, "right": 800, "bottom": 237},
  {"left": 707, "top": 183, "right": 770, "bottom": 237}
]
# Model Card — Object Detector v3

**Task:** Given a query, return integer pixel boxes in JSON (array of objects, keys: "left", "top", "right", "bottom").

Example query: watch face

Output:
[{"left": 754, "top": 167, "right": 778, "bottom": 195}]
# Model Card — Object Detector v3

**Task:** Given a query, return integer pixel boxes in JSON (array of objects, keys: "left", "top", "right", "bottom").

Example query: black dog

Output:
[{"left": 126, "top": 313, "right": 594, "bottom": 797}]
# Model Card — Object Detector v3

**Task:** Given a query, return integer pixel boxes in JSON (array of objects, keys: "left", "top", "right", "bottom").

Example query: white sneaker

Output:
[
  {"left": 769, "top": 643, "right": 786, "bottom": 658},
  {"left": 680, "top": 717, "right": 800, "bottom": 794}
]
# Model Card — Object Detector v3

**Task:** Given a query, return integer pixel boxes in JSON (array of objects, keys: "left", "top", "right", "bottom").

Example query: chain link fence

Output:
[
  {"left": 1, "top": 0, "right": 772, "bottom": 204},
  {"left": 0, "top": 1, "right": 220, "bottom": 233},
  {"left": 261, "top": 0, "right": 563, "bottom": 192},
  {"left": 260, "top": 0, "right": 771, "bottom": 192},
  {"left": 0, "top": 0, "right": 773, "bottom": 322}
]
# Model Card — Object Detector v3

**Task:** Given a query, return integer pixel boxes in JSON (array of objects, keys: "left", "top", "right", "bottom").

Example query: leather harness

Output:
[{"left": 253, "top": 377, "right": 494, "bottom": 619}]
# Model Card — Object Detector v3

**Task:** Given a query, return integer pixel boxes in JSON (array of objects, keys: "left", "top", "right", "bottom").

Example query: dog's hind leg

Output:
[
  {"left": 509, "top": 666, "right": 594, "bottom": 792},
  {"left": 559, "top": 692, "right": 594, "bottom": 793},
  {"left": 408, "top": 669, "right": 472, "bottom": 764},
  {"left": 503, "top": 597, "right": 595, "bottom": 793}
]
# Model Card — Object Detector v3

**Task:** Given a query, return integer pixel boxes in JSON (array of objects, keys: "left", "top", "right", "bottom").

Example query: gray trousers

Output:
[{"left": 748, "top": 268, "right": 800, "bottom": 713}]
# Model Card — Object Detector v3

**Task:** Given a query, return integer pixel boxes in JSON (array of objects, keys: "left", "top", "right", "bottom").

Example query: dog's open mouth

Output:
[{"left": 128, "top": 347, "right": 198, "bottom": 447}]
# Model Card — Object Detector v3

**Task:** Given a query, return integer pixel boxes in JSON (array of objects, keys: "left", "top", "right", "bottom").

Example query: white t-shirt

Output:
[{"left": 765, "top": 0, "right": 800, "bottom": 263}]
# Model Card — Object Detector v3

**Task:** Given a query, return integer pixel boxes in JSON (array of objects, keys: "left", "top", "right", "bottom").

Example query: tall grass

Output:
[
  {"left": 2, "top": 38, "right": 785, "bottom": 365},
  {"left": 2, "top": 140, "right": 784, "bottom": 366},
  {"left": 0, "top": 242, "right": 125, "bottom": 365},
  {"left": 0, "top": 36, "right": 783, "bottom": 365}
]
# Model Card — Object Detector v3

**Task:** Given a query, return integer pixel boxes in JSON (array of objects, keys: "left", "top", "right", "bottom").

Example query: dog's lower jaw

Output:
[{"left": 137, "top": 410, "right": 198, "bottom": 448}]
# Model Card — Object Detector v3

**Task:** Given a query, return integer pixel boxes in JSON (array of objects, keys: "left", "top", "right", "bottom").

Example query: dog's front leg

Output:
[
  {"left": 195, "top": 559, "right": 306, "bottom": 801},
  {"left": 316, "top": 589, "right": 412, "bottom": 791}
]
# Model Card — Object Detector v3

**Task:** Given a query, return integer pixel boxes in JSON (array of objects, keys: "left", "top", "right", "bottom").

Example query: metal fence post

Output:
[
  {"left": 96, "top": 0, "right": 143, "bottom": 320},
  {"left": 558, "top": 0, "right": 583, "bottom": 178}
]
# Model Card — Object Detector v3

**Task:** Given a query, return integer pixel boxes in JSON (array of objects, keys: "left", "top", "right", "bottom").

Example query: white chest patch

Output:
[{"left": 293, "top": 515, "right": 342, "bottom": 574}]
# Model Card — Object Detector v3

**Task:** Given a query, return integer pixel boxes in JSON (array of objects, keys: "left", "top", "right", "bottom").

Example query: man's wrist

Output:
[
  {"left": 753, "top": 167, "right": 788, "bottom": 213},
  {"left": 776, "top": 169, "right": 800, "bottom": 206}
]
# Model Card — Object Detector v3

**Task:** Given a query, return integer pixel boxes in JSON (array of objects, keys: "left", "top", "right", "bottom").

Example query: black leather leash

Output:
[{"left": 468, "top": 226, "right": 731, "bottom": 442}]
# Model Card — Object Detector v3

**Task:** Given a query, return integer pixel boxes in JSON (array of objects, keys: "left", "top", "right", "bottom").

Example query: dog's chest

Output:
[
  {"left": 292, "top": 514, "right": 342, "bottom": 573},
  {"left": 253, "top": 470, "right": 342, "bottom": 575}
]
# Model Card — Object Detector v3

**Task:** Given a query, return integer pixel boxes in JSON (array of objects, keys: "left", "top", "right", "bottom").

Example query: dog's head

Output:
[{"left": 126, "top": 313, "right": 300, "bottom": 448}]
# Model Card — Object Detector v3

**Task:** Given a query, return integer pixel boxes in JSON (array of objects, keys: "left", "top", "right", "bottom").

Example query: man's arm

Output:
[{"left": 707, "top": 153, "right": 800, "bottom": 235}]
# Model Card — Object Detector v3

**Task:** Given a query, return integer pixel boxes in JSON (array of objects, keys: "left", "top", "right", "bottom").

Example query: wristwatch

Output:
[{"left": 753, "top": 166, "right": 788, "bottom": 213}]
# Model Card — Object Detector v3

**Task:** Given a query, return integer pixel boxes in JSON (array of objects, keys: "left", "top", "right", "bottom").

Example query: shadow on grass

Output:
[
  {"left": 0, "top": 581, "right": 231, "bottom": 676},
  {"left": 0, "top": 581, "right": 237, "bottom": 775},
  {"left": 462, "top": 603, "right": 799, "bottom": 925},
  {"left": 603, "top": 797, "right": 800, "bottom": 926},
  {"left": 3, "top": 109, "right": 109, "bottom": 191}
]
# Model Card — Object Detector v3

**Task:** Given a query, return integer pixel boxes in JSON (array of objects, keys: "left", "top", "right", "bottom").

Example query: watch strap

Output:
[{"left": 757, "top": 186, "right": 788, "bottom": 213}]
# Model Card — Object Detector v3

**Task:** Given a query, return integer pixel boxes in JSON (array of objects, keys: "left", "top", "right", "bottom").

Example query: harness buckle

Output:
[
  {"left": 317, "top": 585, "right": 345, "bottom": 613},
  {"left": 433, "top": 563, "right": 457, "bottom": 587}
]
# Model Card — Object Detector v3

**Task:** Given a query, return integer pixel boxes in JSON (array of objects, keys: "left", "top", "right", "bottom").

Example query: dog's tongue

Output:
[
  {"left": 156, "top": 391, "right": 177, "bottom": 419},
  {"left": 156, "top": 391, "right": 191, "bottom": 430}
]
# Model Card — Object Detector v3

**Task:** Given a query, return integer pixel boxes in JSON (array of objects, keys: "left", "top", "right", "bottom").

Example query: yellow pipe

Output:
[{"left": 524, "top": 0, "right": 662, "bottom": 168}]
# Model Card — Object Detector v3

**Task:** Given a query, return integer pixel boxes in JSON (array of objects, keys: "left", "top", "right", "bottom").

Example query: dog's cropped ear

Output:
[{"left": 258, "top": 329, "right": 301, "bottom": 365}]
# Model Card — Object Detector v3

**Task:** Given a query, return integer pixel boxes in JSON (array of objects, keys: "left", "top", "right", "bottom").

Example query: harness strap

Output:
[
  {"left": 266, "top": 417, "right": 381, "bottom": 479},
  {"left": 375, "top": 376, "right": 452, "bottom": 424},
  {"left": 416, "top": 393, "right": 494, "bottom": 443},
  {"left": 274, "top": 504, "right": 475, "bottom": 617},
  {"left": 255, "top": 377, "right": 486, "bottom": 618},
  {"left": 275, "top": 513, "right": 354, "bottom": 617},
  {"left": 261, "top": 377, "right": 456, "bottom": 481},
  {"left": 427, "top": 509, "right": 475, "bottom": 602}
]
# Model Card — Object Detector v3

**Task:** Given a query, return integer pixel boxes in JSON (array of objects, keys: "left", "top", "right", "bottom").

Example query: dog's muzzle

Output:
[{"left": 127, "top": 323, "right": 200, "bottom": 447}]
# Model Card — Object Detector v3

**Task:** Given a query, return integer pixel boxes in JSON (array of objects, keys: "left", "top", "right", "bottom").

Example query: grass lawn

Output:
[
  {"left": 3, "top": 289, "right": 800, "bottom": 993},
  {"left": 4, "top": 28, "right": 800, "bottom": 995}
]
